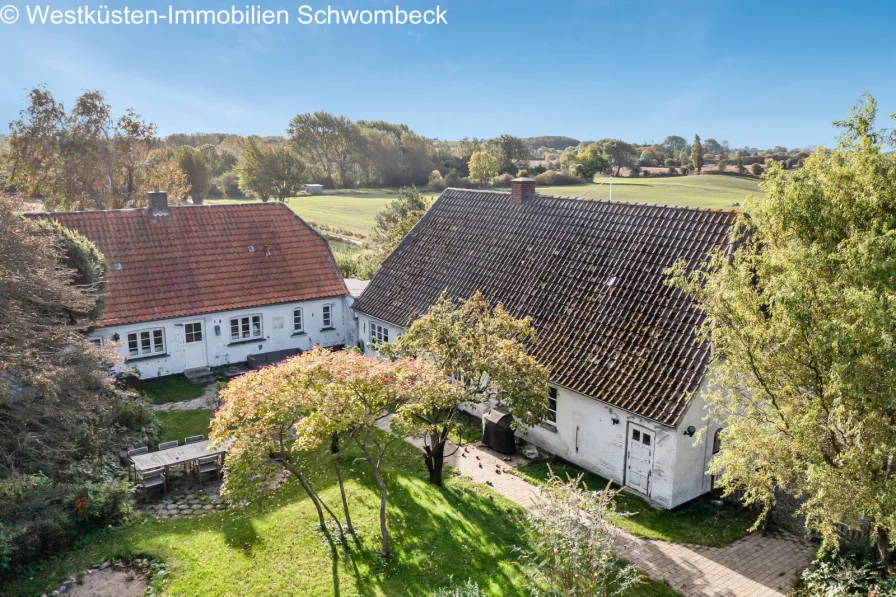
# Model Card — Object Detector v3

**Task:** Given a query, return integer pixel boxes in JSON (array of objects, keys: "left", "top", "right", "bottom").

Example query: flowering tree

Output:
[
  {"left": 380, "top": 291, "right": 549, "bottom": 485},
  {"left": 297, "top": 350, "right": 462, "bottom": 556},
  {"left": 516, "top": 469, "right": 640, "bottom": 596},
  {"left": 213, "top": 348, "right": 459, "bottom": 556},
  {"left": 211, "top": 355, "right": 344, "bottom": 534}
]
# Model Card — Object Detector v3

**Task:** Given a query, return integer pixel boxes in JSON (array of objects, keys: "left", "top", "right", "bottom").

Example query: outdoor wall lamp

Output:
[
  {"left": 611, "top": 416, "right": 620, "bottom": 425},
  {"left": 111, "top": 333, "right": 120, "bottom": 341},
  {"left": 684, "top": 425, "right": 696, "bottom": 437}
]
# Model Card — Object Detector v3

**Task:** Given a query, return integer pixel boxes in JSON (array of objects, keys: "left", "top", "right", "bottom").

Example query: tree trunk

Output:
[
  {"left": 424, "top": 437, "right": 446, "bottom": 486},
  {"left": 877, "top": 526, "right": 893, "bottom": 576},
  {"left": 331, "top": 434, "right": 354, "bottom": 534},
  {"left": 282, "top": 461, "right": 344, "bottom": 535},
  {"left": 373, "top": 465, "right": 389, "bottom": 556},
  {"left": 360, "top": 445, "right": 390, "bottom": 556}
]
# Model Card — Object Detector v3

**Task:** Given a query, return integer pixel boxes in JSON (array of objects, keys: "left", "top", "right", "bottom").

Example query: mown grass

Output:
[
  {"left": 209, "top": 176, "right": 757, "bottom": 237},
  {"left": 155, "top": 409, "right": 215, "bottom": 448},
  {"left": 5, "top": 412, "right": 680, "bottom": 596},
  {"left": 514, "top": 458, "right": 756, "bottom": 547},
  {"left": 132, "top": 375, "right": 205, "bottom": 405},
  {"left": 536, "top": 174, "right": 760, "bottom": 208}
]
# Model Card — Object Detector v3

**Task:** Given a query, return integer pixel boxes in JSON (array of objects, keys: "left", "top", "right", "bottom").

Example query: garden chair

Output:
[
  {"left": 137, "top": 467, "right": 166, "bottom": 499},
  {"left": 185, "top": 435, "right": 204, "bottom": 444},
  {"left": 127, "top": 446, "right": 148, "bottom": 481},
  {"left": 158, "top": 440, "right": 178, "bottom": 450},
  {"left": 196, "top": 454, "right": 222, "bottom": 484}
]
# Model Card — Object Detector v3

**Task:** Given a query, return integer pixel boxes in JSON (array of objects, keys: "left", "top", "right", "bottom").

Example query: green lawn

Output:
[
  {"left": 155, "top": 409, "right": 214, "bottom": 448},
  {"left": 536, "top": 174, "right": 760, "bottom": 209},
  {"left": 132, "top": 375, "right": 205, "bottom": 405},
  {"left": 209, "top": 188, "right": 437, "bottom": 237},
  {"left": 514, "top": 459, "right": 756, "bottom": 547},
  {"left": 5, "top": 412, "right": 680, "bottom": 597},
  {"left": 210, "top": 176, "right": 756, "bottom": 238}
]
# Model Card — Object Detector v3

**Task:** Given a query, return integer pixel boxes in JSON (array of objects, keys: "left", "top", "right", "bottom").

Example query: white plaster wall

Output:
[
  {"left": 96, "top": 297, "right": 352, "bottom": 379},
  {"left": 351, "top": 310, "right": 716, "bottom": 509},
  {"left": 671, "top": 380, "right": 723, "bottom": 506},
  {"left": 354, "top": 313, "right": 404, "bottom": 355}
]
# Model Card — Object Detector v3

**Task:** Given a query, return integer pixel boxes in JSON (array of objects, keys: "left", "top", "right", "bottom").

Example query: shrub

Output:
[
  {"left": 0, "top": 475, "right": 133, "bottom": 575},
  {"left": 534, "top": 170, "right": 581, "bottom": 186},
  {"left": 750, "top": 163, "right": 764, "bottom": 176},
  {"left": 798, "top": 553, "right": 895, "bottom": 597},
  {"left": 668, "top": 167, "right": 676, "bottom": 175},
  {"left": 430, "top": 579, "right": 487, "bottom": 597},
  {"left": 664, "top": 158, "right": 678, "bottom": 167},
  {"left": 629, "top": 165, "right": 641, "bottom": 177},
  {"left": 215, "top": 172, "right": 244, "bottom": 198},
  {"left": 427, "top": 170, "right": 447, "bottom": 192},
  {"left": 493, "top": 173, "right": 514, "bottom": 187}
]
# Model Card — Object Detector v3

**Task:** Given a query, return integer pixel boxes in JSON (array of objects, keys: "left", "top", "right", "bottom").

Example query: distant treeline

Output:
[{"left": 0, "top": 87, "right": 814, "bottom": 210}]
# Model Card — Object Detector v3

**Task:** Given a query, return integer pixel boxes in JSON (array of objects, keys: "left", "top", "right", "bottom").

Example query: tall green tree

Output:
[
  {"left": 267, "top": 146, "right": 306, "bottom": 202},
  {"left": 691, "top": 135, "right": 704, "bottom": 173},
  {"left": 597, "top": 139, "right": 638, "bottom": 175},
  {"left": 380, "top": 292, "right": 549, "bottom": 485},
  {"left": 486, "top": 134, "right": 529, "bottom": 171},
  {"left": 575, "top": 145, "right": 611, "bottom": 181},
  {"left": 287, "top": 111, "right": 363, "bottom": 187},
  {"left": 370, "top": 185, "right": 429, "bottom": 258},
  {"left": 468, "top": 151, "right": 499, "bottom": 185},
  {"left": 174, "top": 145, "right": 211, "bottom": 205},
  {"left": 6, "top": 87, "right": 164, "bottom": 210},
  {"left": 669, "top": 95, "right": 896, "bottom": 571},
  {"left": 236, "top": 138, "right": 276, "bottom": 202}
]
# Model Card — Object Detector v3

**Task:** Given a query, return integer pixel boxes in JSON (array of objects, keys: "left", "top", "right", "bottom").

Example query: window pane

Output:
[
  {"left": 241, "top": 318, "right": 250, "bottom": 338},
  {"left": 642, "top": 434, "right": 651, "bottom": 447},
  {"left": 294, "top": 309, "right": 303, "bottom": 331},
  {"left": 128, "top": 333, "right": 138, "bottom": 356},
  {"left": 140, "top": 331, "right": 151, "bottom": 354},
  {"left": 632, "top": 430, "right": 640, "bottom": 442},
  {"left": 230, "top": 319, "right": 239, "bottom": 340},
  {"left": 153, "top": 330, "right": 164, "bottom": 353},
  {"left": 323, "top": 305, "right": 332, "bottom": 327},
  {"left": 383, "top": 329, "right": 389, "bottom": 342},
  {"left": 252, "top": 316, "right": 261, "bottom": 337}
]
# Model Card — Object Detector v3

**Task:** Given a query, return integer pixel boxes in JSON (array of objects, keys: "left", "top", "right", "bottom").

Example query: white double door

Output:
[{"left": 626, "top": 424, "right": 654, "bottom": 495}]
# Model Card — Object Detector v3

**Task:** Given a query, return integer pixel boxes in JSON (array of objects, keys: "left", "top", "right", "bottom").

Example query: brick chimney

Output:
[
  {"left": 148, "top": 187, "right": 169, "bottom": 215},
  {"left": 510, "top": 177, "right": 536, "bottom": 200}
]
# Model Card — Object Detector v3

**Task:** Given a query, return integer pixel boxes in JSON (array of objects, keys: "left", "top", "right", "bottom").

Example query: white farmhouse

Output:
[
  {"left": 27, "top": 191, "right": 352, "bottom": 379},
  {"left": 352, "top": 178, "right": 738, "bottom": 510}
]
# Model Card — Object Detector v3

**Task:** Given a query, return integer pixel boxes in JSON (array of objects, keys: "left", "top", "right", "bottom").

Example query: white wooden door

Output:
[
  {"left": 183, "top": 321, "right": 207, "bottom": 369},
  {"left": 626, "top": 425, "right": 654, "bottom": 495}
]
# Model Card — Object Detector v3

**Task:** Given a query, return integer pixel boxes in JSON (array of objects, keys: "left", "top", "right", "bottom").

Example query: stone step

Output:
[{"left": 184, "top": 367, "right": 215, "bottom": 385}]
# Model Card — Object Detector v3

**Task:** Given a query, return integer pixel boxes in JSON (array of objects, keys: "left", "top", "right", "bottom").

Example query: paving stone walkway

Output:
[{"left": 411, "top": 435, "right": 815, "bottom": 597}]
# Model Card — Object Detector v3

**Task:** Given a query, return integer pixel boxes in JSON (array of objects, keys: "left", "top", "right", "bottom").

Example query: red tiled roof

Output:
[
  {"left": 352, "top": 188, "right": 740, "bottom": 426},
  {"left": 26, "top": 203, "right": 348, "bottom": 327}
]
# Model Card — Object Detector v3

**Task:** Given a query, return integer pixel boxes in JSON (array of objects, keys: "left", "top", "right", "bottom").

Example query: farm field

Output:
[{"left": 208, "top": 175, "right": 759, "bottom": 237}]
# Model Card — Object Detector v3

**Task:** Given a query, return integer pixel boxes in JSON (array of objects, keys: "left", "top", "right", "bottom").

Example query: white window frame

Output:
[
  {"left": 370, "top": 322, "right": 390, "bottom": 343},
  {"left": 293, "top": 308, "right": 304, "bottom": 333},
  {"left": 127, "top": 328, "right": 166, "bottom": 358},
  {"left": 230, "top": 314, "right": 263, "bottom": 341},
  {"left": 545, "top": 386, "right": 558, "bottom": 423},
  {"left": 322, "top": 303, "right": 333, "bottom": 329},
  {"left": 88, "top": 335, "right": 104, "bottom": 347},
  {"left": 184, "top": 322, "right": 203, "bottom": 343}
]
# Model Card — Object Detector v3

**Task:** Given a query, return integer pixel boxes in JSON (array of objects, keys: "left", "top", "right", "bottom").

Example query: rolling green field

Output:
[{"left": 208, "top": 175, "right": 759, "bottom": 237}]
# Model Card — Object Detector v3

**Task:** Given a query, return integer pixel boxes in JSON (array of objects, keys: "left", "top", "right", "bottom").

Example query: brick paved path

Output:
[{"left": 409, "top": 435, "right": 815, "bottom": 597}]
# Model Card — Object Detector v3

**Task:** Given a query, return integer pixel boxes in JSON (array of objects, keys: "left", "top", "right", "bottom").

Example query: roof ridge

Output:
[
  {"left": 441, "top": 187, "right": 743, "bottom": 215},
  {"left": 23, "top": 201, "right": 285, "bottom": 216}
]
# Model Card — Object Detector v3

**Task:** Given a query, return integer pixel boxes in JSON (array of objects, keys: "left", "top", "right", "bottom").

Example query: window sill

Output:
[
  {"left": 227, "top": 337, "right": 266, "bottom": 347},
  {"left": 320, "top": 326, "right": 335, "bottom": 331},
  {"left": 126, "top": 353, "right": 170, "bottom": 363},
  {"left": 290, "top": 331, "right": 307, "bottom": 337},
  {"left": 540, "top": 422, "right": 558, "bottom": 433}
]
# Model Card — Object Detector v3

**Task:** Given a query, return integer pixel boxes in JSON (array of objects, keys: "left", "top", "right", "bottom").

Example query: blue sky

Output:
[{"left": 2, "top": 0, "right": 895, "bottom": 148}]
